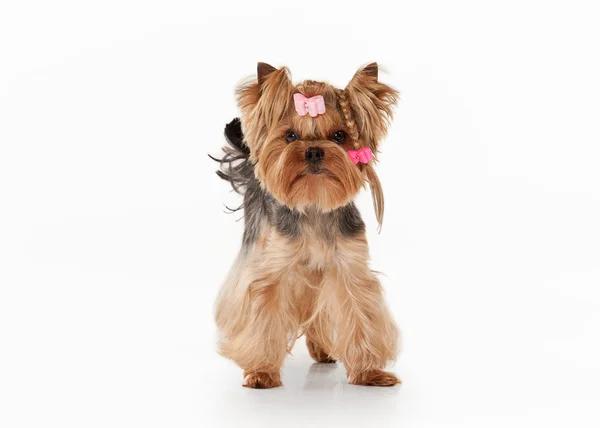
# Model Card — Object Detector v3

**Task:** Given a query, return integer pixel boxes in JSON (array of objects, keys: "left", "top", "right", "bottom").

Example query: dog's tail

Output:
[{"left": 210, "top": 118, "right": 254, "bottom": 195}]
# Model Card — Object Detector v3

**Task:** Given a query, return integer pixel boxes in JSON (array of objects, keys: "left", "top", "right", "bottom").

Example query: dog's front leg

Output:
[
  {"left": 229, "top": 275, "right": 291, "bottom": 389},
  {"left": 330, "top": 238, "right": 400, "bottom": 386},
  {"left": 218, "top": 233, "right": 301, "bottom": 389}
]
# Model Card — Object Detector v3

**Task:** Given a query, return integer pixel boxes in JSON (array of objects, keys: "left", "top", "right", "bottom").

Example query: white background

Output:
[{"left": 1, "top": 1, "right": 599, "bottom": 427}]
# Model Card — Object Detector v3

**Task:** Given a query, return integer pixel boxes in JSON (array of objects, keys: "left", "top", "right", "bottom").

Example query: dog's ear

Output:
[
  {"left": 257, "top": 62, "right": 277, "bottom": 85},
  {"left": 236, "top": 63, "right": 294, "bottom": 155},
  {"left": 345, "top": 62, "right": 398, "bottom": 150},
  {"left": 351, "top": 62, "right": 379, "bottom": 81}
]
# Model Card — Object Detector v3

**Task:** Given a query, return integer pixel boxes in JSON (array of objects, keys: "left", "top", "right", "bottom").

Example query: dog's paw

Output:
[
  {"left": 315, "top": 356, "right": 337, "bottom": 364},
  {"left": 243, "top": 371, "right": 282, "bottom": 389},
  {"left": 306, "top": 338, "right": 337, "bottom": 363},
  {"left": 349, "top": 370, "right": 401, "bottom": 387}
]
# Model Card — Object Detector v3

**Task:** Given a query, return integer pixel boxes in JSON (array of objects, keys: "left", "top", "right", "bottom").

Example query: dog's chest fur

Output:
[{"left": 242, "top": 179, "right": 366, "bottom": 271}]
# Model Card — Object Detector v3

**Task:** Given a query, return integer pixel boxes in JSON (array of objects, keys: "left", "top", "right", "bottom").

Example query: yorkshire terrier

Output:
[{"left": 212, "top": 62, "right": 400, "bottom": 388}]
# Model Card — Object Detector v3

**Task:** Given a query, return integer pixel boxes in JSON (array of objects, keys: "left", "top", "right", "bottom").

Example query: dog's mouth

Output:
[
  {"left": 290, "top": 167, "right": 342, "bottom": 188},
  {"left": 307, "top": 164, "right": 324, "bottom": 175},
  {"left": 290, "top": 168, "right": 322, "bottom": 187}
]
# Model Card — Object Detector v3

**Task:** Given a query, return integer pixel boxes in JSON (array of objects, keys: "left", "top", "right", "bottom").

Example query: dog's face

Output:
[{"left": 237, "top": 63, "right": 398, "bottom": 215}]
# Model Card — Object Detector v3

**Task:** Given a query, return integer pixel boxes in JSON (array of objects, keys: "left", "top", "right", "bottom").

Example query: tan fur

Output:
[
  {"left": 215, "top": 63, "right": 400, "bottom": 388},
  {"left": 215, "top": 217, "right": 399, "bottom": 387}
]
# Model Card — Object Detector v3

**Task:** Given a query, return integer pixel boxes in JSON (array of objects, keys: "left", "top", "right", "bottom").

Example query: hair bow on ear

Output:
[
  {"left": 347, "top": 147, "right": 374, "bottom": 165},
  {"left": 293, "top": 93, "right": 326, "bottom": 117}
]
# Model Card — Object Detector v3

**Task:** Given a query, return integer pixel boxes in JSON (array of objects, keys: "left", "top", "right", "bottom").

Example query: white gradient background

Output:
[{"left": 1, "top": 1, "right": 599, "bottom": 427}]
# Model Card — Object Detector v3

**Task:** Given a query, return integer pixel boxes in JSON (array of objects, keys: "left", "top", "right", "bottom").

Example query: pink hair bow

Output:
[
  {"left": 347, "top": 147, "right": 374, "bottom": 165},
  {"left": 293, "top": 93, "right": 326, "bottom": 117}
]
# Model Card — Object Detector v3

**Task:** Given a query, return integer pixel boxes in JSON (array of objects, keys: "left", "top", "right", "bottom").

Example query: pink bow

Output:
[
  {"left": 347, "top": 147, "right": 374, "bottom": 165},
  {"left": 293, "top": 93, "right": 326, "bottom": 117}
]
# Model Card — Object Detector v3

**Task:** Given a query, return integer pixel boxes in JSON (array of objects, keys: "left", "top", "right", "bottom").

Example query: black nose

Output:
[{"left": 305, "top": 147, "right": 324, "bottom": 163}]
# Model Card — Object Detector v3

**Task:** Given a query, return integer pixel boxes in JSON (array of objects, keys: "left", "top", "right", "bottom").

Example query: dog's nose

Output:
[{"left": 305, "top": 147, "right": 324, "bottom": 163}]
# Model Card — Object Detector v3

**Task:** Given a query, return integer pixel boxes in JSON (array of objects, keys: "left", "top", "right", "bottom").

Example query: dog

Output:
[{"left": 212, "top": 62, "right": 400, "bottom": 388}]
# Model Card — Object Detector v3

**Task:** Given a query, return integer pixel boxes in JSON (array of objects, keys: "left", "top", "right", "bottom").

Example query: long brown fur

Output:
[{"left": 215, "top": 62, "right": 400, "bottom": 388}]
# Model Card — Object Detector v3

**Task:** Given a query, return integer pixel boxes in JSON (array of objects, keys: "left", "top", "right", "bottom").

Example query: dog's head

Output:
[{"left": 237, "top": 62, "right": 398, "bottom": 226}]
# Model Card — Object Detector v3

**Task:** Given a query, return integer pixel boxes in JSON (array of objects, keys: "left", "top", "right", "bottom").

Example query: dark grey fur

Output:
[
  {"left": 241, "top": 179, "right": 272, "bottom": 247},
  {"left": 273, "top": 205, "right": 301, "bottom": 237},
  {"left": 337, "top": 204, "right": 365, "bottom": 236},
  {"left": 212, "top": 118, "right": 365, "bottom": 248}
]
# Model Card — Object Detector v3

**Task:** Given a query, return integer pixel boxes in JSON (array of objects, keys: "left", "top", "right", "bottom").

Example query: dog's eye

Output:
[
  {"left": 285, "top": 130, "right": 299, "bottom": 143},
  {"left": 331, "top": 130, "right": 346, "bottom": 144}
]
